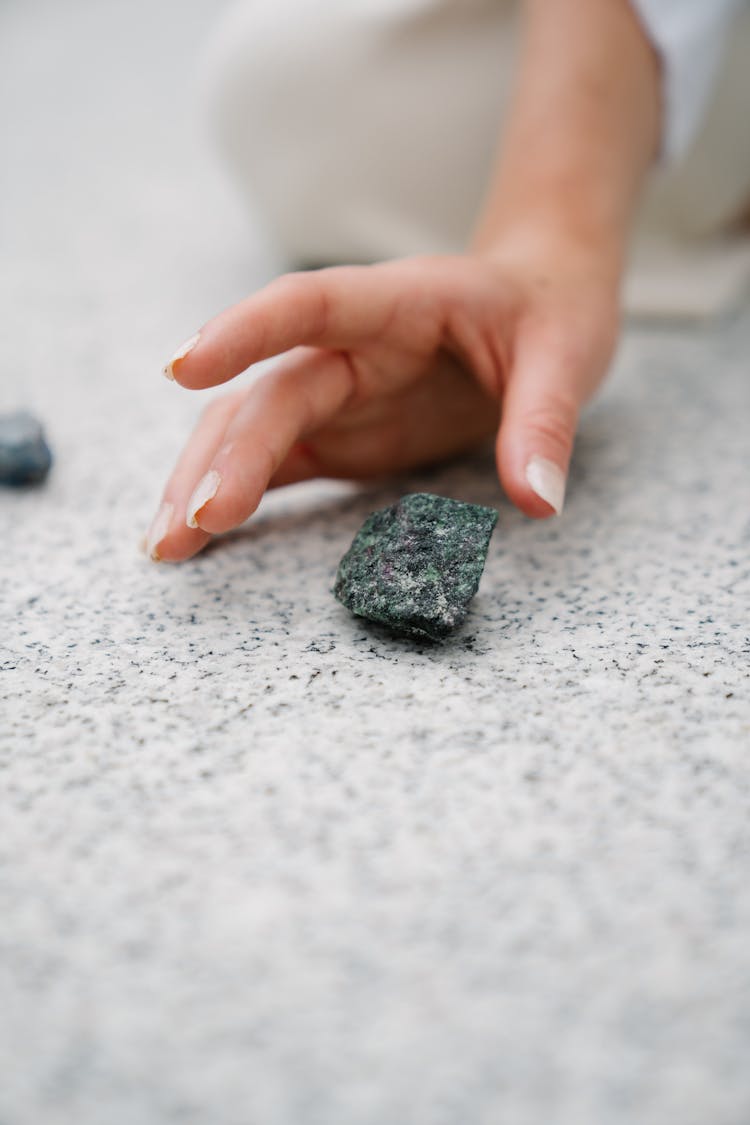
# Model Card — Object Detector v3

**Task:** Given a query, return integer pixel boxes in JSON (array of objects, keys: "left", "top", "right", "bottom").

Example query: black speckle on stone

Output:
[
  {"left": 333, "top": 492, "right": 498, "bottom": 642},
  {"left": 0, "top": 411, "right": 53, "bottom": 486}
]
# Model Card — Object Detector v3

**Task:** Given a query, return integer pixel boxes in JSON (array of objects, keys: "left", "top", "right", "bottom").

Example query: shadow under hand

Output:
[{"left": 200, "top": 438, "right": 506, "bottom": 557}]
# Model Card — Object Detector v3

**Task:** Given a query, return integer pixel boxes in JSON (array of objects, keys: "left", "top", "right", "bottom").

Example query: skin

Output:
[{"left": 147, "top": 0, "right": 660, "bottom": 563}]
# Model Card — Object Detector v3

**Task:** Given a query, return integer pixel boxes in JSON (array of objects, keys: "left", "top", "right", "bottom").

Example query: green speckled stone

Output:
[{"left": 333, "top": 493, "right": 498, "bottom": 641}]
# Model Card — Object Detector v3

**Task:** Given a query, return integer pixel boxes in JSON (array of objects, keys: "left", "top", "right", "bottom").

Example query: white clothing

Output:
[
  {"left": 632, "top": 0, "right": 743, "bottom": 159},
  {"left": 200, "top": 0, "right": 750, "bottom": 268},
  {"left": 638, "top": 0, "right": 750, "bottom": 238}
]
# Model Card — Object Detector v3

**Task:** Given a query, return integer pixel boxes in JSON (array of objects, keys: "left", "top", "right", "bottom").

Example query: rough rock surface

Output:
[
  {"left": 0, "top": 410, "right": 53, "bottom": 486},
  {"left": 333, "top": 492, "right": 498, "bottom": 641}
]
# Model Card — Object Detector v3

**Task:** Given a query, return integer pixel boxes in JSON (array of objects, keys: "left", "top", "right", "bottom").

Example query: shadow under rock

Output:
[{"left": 344, "top": 616, "right": 490, "bottom": 657}]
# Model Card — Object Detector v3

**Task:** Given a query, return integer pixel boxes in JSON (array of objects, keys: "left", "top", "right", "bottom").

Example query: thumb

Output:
[{"left": 495, "top": 321, "right": 591, "bottom": 519}]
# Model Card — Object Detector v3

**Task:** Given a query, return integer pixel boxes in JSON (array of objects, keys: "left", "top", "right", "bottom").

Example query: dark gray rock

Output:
[
  {"left": 0, "top": 411, "right": 53, "bottom": 486},
  {"left": 333, "top": 492, "right": 498, "bottom": 642}
]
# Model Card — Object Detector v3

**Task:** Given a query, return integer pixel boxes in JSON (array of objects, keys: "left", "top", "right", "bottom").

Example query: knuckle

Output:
[
  {"left": 266, "top": 272, "right": 307, "bottom": 299},
  {"left": 268, "top": 272, "right": 331, "bottom": 339},
  {"left": 522, "top": 400, "right": 577, "bottom": 455}
]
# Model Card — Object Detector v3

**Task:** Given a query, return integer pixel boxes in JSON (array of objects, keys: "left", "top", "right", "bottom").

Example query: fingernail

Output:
[
  {"left": 525, "top": 456, "right": 566, "bottom": 515},
  {"left": 163, "top": 332, "right": 200, "bottom": 380},
  {"left": 145, "top": 501, "right": 174, "bottom": 560},
  {"left": 186, "top": 469, "right": 221, "bottom": 528}
]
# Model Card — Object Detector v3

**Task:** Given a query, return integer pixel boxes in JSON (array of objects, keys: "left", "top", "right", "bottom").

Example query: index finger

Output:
[{"left": 163, "top": 263, "right": 404, "bottom": 391}]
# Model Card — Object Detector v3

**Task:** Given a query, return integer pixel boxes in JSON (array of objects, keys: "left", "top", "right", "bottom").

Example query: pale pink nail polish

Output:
[
  {"left": 525, "top": 456, "right": 566, "bottom": 515},
  {"left": 186, "top": 470, "right": 222, "bottom": 529},
  {"left": 145, "top": 501, "right": 174, "bottom": 560},
  {"left": 162, "top": 333, "right": 200, "bottom": 380}
]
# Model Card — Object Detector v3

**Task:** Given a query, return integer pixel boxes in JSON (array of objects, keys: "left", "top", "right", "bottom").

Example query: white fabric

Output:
[
  {"left": 200, "top": 0, "right": 750, "bottom": 265},
  {"left": 638, "top": 1, "right": 750, "bottom": 235},
  {"left": 630, "top": 0, "right": 744, "bottom": 159},
  {"left": 201, "top": 0, "right": 520, "bottom": 262}
]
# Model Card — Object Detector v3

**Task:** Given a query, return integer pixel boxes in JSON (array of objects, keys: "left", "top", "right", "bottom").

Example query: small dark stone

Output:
[
  {"left": 0, "top": 411, "right": 53, "bottom": 486},
  {"left": 333, "top": 492, "right": 498, "bottom": 641}
]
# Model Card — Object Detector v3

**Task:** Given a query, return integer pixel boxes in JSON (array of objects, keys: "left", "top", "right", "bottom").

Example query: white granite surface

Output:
[{"left": 1, "top": 2, "right": 749, "bottom": 1124}]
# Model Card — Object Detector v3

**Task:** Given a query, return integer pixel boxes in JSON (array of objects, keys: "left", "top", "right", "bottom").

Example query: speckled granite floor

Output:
[{"left": 2, "top": 3, "right": 749, "bottom": 1124}]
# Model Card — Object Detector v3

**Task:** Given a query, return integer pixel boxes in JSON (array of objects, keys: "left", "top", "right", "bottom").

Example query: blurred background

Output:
[{"left": 0, "top": 0, "right": 277, "bottom": 414}]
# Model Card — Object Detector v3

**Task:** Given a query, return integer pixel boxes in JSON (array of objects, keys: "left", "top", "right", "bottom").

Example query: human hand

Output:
[{"left": 146, "top": 248, "right": 618, "bottom": 562}]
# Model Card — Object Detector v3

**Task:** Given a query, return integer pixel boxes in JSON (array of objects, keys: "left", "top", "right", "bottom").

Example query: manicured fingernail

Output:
[
  {"left": 145, "top": 501, "right": 174, "bottom": 560},
  {"left": 186, "top": 469, "right": 221, "bottom": 528},
  {"left": 163, "top": 332, "right": 200, "bottom": 380},
  {"left": 525, "top": 456, "right": 566, "bottom": 515}
]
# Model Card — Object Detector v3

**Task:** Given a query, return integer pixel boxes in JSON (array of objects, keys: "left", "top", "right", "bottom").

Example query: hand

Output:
[{"left": 145, "top": 250, "right": 618, "bottom": 562}]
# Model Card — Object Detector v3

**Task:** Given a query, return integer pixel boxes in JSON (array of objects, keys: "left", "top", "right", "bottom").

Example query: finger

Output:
[
  {"left": 495, "top": 318, "right": 593, "bottom": 519},
  {"left": 144, "top": 390, "right": 244, "bottom": 562},
  {"left": 185, "top": 346, "right": 355, "bottom": 533},
  {"left": 163, "top": 263, "right": 412, "bottom": 391}
]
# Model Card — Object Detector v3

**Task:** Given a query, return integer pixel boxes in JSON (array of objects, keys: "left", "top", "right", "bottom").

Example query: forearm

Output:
[{"left": 471, "top": 0, "right": 661, "bottom": 276}]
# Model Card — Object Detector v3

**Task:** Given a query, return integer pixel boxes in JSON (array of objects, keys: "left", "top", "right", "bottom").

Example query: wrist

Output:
[
  {"left": 469, "top": 0, "right": 660, "bottom": 289},
  {"left": 470, "top": 205, "right": 626, "bottom": 293}
]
